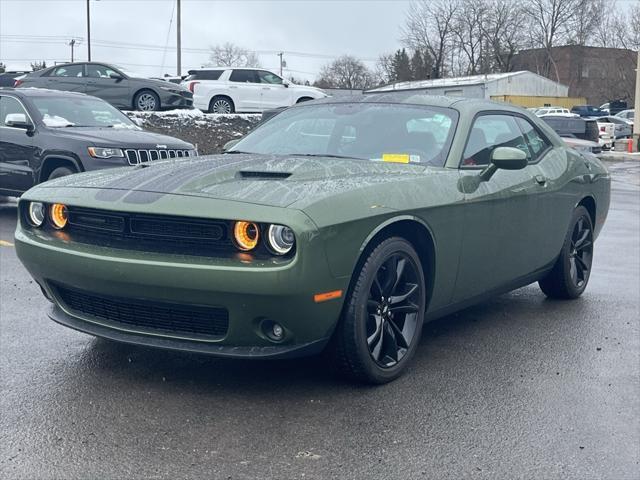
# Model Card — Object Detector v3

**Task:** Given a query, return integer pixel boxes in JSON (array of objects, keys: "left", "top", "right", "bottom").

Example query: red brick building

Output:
[{"left": 512, "top": 45, "right": 637, "bottom": 107}]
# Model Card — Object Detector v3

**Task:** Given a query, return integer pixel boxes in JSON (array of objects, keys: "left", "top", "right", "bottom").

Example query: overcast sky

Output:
[{"left": 0, "top": 0, "right": 412, "bottom": 81}]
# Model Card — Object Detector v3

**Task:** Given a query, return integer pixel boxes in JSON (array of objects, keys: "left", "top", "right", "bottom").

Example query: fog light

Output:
[{"left": 272, "top": 323, "right": 284, "bottom": 340}]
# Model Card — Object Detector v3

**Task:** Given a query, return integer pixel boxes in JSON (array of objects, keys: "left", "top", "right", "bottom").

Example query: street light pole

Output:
[
  {"left": 86, "top": 0, "right": 91, "bottom": 61},
  {"left": 278, "top": 52, "right": 284, "bottom": 77},
  {"left": 68, "top": 39, "right": 76, "bottom": 62},
  {"left": 176, "top": 0, "right": 181, "bottom": 77}
]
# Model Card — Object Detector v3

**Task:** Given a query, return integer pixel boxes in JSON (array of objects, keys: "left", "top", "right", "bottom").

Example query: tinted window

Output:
[
  {"left": 86, "top": 64, "right": 120, "bottom": 78},
  {"left": 229, "top": 70, "right": 258, "bottom": 83},
  {"left": 0, "top": 96, "right": 30, "bottom": 126},
  {"left": 186, "top": 70, "right": 223, "bottom": 81},
  {"left": 49, "top": 65, "right": 84, "bottom": 77},
  {"left": 231, "top": 103, "right": 458, "bottom": 167},
  {"left": 31, "top": 96, "right": 137, "bottom": 128},
  {"left": 463, "top": 114, "right": 530, "bottom": 167},
  {"left": 516, "top": 117, "right": 551, "bottom": 162},
  {"left": 257, "top": 71, "right": 283, "bottom": 84}
]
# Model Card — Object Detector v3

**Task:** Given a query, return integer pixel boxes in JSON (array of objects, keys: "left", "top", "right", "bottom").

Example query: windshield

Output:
[
  {"left": 31, "top": 96, "right": 139, "bottom": 129},
  {"left": 230, "top": 102, "right": 458, "bottom": 167}
]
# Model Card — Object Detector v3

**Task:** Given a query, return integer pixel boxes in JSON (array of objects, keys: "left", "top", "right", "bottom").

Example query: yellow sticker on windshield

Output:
[{"left": 382, "top": 153, "right": 410, "bottom": 164}]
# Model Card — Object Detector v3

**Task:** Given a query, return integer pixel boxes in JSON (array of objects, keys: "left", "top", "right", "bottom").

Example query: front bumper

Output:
[
  {"left": 15, "top": 212, "right": 348, "bottom": 358},
  {"left": 160, "top": 91, "right": 193, "bottom": 109}
]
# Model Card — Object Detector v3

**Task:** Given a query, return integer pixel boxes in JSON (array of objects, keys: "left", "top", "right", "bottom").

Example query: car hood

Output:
[
  {"left": 40, "top": 153, "right": 434, "bottom": 208},
  {"left": 130, "top": 76, "right": 189, "bottom": 92},
  {"left": 44, "top": 127, "right": 194, "bottom": 148}
]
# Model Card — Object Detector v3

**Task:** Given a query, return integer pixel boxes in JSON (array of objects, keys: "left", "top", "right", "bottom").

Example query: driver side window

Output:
[{"left": 463, "top": 114, "right": 530, "bottom": 167}]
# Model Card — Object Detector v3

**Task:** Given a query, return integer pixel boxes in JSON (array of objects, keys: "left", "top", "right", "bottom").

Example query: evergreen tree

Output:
[
  {"left": 410, "top": 50, "right": 425, "bottom": 80},
  {"left": 392, "top": 48, "right": 412, "bottom": 82}
]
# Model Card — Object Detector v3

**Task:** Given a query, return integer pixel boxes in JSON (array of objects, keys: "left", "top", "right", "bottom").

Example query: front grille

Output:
[
  {"left": 53, "top": 283, "right": 229, "bottom": 338},
  {"left": 125, "top": 149, "right": 194, "bottom": 165},
  {"left": 65, "top": 206, "right": 235, "bottom": 256}
]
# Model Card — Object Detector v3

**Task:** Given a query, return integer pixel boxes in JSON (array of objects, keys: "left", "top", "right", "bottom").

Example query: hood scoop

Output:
[{"left": 237, "top": 170, "right": 292, "bottom": 180}]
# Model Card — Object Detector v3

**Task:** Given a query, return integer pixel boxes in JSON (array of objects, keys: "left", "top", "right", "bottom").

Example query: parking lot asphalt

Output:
[{"left": 1, "top": 163, "right": 638, "bottom": 480}]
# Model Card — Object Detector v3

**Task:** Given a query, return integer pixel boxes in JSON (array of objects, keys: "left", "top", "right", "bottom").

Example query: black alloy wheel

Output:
[
  {"left": 366, "top": 253, "right": 422, "bottom": 368},
  {"left": 332, "top": 237, "right": 426, "bottom": 384},
  {"left": 539, "top": 206, "right": 594, "bottom": 299}
]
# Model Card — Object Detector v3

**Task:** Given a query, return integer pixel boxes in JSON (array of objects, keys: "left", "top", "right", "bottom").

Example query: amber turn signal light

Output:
[
  {"left": 50, "top": 203, "right": 68, "bottom": 229},
  {"left": 313, "top": 290, "right": 343, "bottom": 303},
  {"left": 233, "top": 221, "right": 259, "bottom": 251}
]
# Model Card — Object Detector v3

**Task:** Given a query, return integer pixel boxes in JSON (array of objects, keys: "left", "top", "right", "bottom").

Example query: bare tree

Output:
[
  {"left": 375, "top": 53, "right": 396, "bottom": 85},
  {"left": 593, "top": 1, "right": 640, "bottom": 50},
  {"left": 402, "top": 0, "right": 459, "bottom": 78},
  {"left": 481, "top": 0, "right": 526, "bottom": 72},
  {"left": 568, "top": 0, "right": 605, "bottom": 45},
  {"left": 207, "top": 42, "right": 261, "bottom": 68},
  {"left": 315, "top": 55, "right": 373, "bottom": 89},
  {"left": 522, "top": 0, "right": 584, "bottom": 80},
  {"left": 452, "top": 0, "right": 487, "bottom": 75}
]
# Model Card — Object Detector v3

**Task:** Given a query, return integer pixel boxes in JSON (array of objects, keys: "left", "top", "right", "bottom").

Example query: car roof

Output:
[
  {"left": 296, "top": 91, "right": 528, "bottom": 114},
  {"left": 0, "top": 87, "right": 89, "bottom": 98}
]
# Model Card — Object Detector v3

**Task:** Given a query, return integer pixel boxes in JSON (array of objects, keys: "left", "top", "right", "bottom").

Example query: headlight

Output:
[
  {"left": 28, "top": 202, "right": 45, "bottom": 227},
  {"left": 233, "top": 221, "right": 259, "bottom": 251},
  {"left": 50, "top": 203, "right": 68, "bottom": 229},
  {"left": 266, "top": 224, "right": 295, "bottom": 255},
  {"left": 88, "top": 147, "right": 124, "bottom": 159}
]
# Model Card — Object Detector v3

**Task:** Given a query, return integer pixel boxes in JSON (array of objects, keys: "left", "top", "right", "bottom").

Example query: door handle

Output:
[
  {"left": 262, "top": 87, "right": 271, "bottom": 90},
  {"left": 534, "top": 175, "right": 547, "bottom": 186},
  {"left": 229, "top": 86, "right": 238, "bottom": 89}
]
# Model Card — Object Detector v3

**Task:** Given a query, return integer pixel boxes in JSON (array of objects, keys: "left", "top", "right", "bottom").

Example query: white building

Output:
[{"left": 369, "top": 71, "right": 569, "bottom": 99}]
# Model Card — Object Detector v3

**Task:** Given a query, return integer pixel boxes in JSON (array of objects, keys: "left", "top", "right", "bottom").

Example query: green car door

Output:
[{"left": 453, "top": 113, "right": 550, "bottom": 302}]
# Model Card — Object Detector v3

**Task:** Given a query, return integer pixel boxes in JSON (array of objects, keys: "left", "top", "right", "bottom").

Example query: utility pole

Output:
[
  {"left": 86, "top": 0, "right": 91, "bottom": 61},
  {"left": 634, "top": 50, "right": 639, "bottom": 152},
  {"left": 68, "top": 39, "right": 76, "bottom": 62},
  {"left": 176, "top": 0, "right": 181, "bottom": 77},
  {"left": 277, "top": 52, "right": 284, "bottom": 77}
]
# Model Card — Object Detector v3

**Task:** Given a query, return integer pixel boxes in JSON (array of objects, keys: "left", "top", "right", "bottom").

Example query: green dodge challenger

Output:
[{"left": 15, "top": 93, "right": 610, "bottom": 383}]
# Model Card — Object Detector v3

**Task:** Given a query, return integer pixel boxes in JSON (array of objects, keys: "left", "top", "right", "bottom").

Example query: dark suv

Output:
[
  {"left": 0, "top": 88, "right": 196, "bottom": 197},
  {"left": 570, "top": 105, "right": 607, "bottom": 118}
]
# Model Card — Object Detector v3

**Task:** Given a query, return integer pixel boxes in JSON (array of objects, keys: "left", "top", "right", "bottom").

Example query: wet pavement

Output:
[{"left": 1, "top": 164, "right": 638, "bottom": 479}]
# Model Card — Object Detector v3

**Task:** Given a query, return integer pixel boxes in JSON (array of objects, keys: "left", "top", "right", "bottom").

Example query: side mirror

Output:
[
  {"left": 283, "top": 79, "right": 290, "bottom": 88},
  {"left": 491, "top": 147, "right": 528, "bottom": 170},
  {"left": 223, "top": 139, "right": 240, "bottom": 151},
  {"left": 109, "top": 73, "right": 124, "bottom": 81},
  {"left": 5, "top": 113, "right": 33, "bottom": 131},
  {"left": 479, "top": 147, "right": 527, "bottom": 181}
]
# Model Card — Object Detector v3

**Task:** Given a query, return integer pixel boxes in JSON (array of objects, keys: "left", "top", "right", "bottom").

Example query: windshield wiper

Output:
[
  {"left": 285, "top": 153, "right": 365, "bottom": 160},
  {"left": 224, "top": 150, "right": 253, "bottom": 154}
]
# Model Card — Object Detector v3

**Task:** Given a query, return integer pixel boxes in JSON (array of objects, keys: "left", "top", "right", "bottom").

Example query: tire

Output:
[
  {"left": 208, "top": 96, "right": 234, "bottom": 114},
  {"left": 332, "top": 237, "right": 426, "bottom": 384},
  {"left": 134, "top": 90, "right": 160, "bottom": 111},
  {"left": 539, "top": 206, "right": 594, "bottom": 299},
  {"left": 47, "top": 166, "right": 75, "bottom": 181}
]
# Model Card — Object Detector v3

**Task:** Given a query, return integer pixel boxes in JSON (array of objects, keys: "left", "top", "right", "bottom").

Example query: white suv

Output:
[{"left": 184, "top": 68, "right": 327, "bottom": 113}]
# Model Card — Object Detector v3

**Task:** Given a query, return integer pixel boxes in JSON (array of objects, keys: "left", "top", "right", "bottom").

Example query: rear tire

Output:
[
  {"left": 208, "top": 96, "right": 234, "bottom": 114},
  {"left": 47, "top": 166, "right": 75, "bottom": 181},
  {"left": 332, "top": 237, "right": 426, "bottom": 384},
  {"left": 539, "top": 206, "right": 594, "bottom": 299}
]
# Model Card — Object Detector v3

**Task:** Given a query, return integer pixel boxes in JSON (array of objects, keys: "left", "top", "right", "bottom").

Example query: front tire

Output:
[
  {"left": 333, "top": 237, "right": 426, "bottom": 384},
  {"left": 134, "top": 90, "right": 160, "bottom": 111},
  {"left": 539, "top": 206, "right": 594, "bottom": 299},
  {"left": 47, "top": 166, "right": 75, "bottom": 181}
]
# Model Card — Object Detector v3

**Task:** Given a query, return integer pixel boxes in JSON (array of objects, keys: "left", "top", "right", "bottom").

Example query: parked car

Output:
[
  {"left": 595, "top": 119, "right": 615, "bottom": 149},
  {"left": 595, "top": 116, "right": 633, "bottom": 138},
  {"left": 599, "top": 103, "right": 610, "bottom": 114},
  {"left": 614, "top": 109, "right": 635, "bottom": 125},
  {"left": 184, "top": 68, "right": 327, "bottom": 113},
  {"left": 535, "top": 107, "right": 577, "bottom": 117},
  {"left": 0, "top": 70, "right": 30, "bottom": 87},
  {"left": 14, "top": 94, "right": 610, "bottom": 384},
  {"left": 561, "top": 136, "right": 602, "bottom": 155},
  {"left": 15, "top": 62, "right": 193, "bottom": 111},
  {"left": 540, "top": 115, "right": 599, "bottom": 143},
  {"left": 0, "top": 88, "right": 196, "bottom": 197},
  {"left": 571, "top": 105, "right": 607, "bottom": 118}
]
